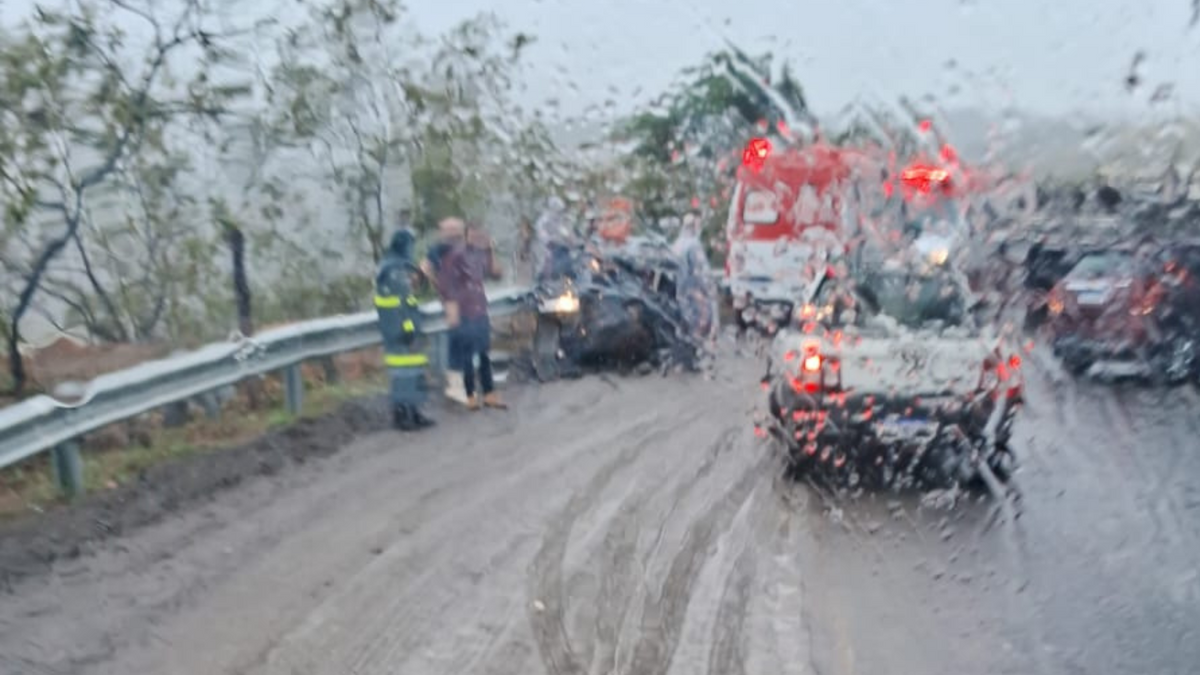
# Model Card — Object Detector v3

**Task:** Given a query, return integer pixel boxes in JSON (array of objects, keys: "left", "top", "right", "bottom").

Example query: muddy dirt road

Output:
[{"left": 2, "top": 353, "right": 1199, "bottom": 675}]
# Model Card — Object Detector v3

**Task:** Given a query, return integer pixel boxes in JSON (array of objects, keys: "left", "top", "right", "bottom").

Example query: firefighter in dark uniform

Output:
[{"left": 375, "top": 229, "right": 435, "bottom": 431}]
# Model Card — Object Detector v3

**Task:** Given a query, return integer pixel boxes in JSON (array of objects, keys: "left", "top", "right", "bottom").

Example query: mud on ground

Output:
[{"left": 0, "top": 396, "right": 392, "bottom": 589}]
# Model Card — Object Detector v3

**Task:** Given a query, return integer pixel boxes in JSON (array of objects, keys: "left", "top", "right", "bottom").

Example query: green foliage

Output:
[
  {"left": 612, "top": 46, "right": 813, "bottom": 235},
  {"left": 258, "top": 270, "right": 374, "bottom": 324},
  {"left": 0, "top": 0, "right": 557, "bottom": 386}
]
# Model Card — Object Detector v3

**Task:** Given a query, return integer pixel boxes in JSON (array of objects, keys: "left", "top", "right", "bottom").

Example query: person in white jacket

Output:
[
  {"left": 533, "top": 196, "right": 577, "bottom": 281},
  {"left": 673, "top": 213, "right": 719, "bottom": 346}
]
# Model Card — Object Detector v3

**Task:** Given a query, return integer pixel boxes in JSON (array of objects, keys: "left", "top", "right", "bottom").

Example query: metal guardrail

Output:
[{"left": 0, "top": 286, "right": 531, "bottom": 495}]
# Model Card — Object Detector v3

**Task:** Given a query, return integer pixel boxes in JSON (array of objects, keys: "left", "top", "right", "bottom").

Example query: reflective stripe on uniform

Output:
[
  {"left": 375, "top": 295, "right": 401, "bottom": 308},
  {"left": 402, "top": 319, "right": 415, "bottom": 332},
  {"left": 406, "top": 295, "right": 419, "bottom": 306},
  {"left": 385, "top": 353, "right": 429, "bottom": 367}
]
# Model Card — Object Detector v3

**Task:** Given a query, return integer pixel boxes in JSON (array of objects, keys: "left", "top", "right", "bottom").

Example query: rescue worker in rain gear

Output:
[
  {"left": 534, "top": 196, "right": 577, "bottom": 282},
  {"left": 375, "top": 228, "right": 435, "bottom": 431}
]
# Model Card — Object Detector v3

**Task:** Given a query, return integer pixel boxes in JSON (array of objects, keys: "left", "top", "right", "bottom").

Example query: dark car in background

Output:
[{"left": 1044, "top": 244, "right": 1195, "bottom": 383}]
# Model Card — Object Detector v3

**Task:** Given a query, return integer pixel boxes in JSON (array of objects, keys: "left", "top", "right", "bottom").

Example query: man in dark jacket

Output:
[
  {"left": 438, "top": 222, "right": 506, "bottom": 410},
  {"left": 375, "top": 229, "right": 435, "bottom": 430}
]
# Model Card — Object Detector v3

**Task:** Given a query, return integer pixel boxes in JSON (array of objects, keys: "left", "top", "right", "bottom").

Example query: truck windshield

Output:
[
  {"left": 1069, "top": 251, "right": 1134, "bottom": 278},
  {"left": 859, "top": 271, "right": 967, "bottom": 329}
]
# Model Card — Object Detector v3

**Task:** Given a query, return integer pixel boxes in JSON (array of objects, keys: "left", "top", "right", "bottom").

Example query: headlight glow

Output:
[{"left": 553, "top": 293, "right": 580, "bottom": 313}]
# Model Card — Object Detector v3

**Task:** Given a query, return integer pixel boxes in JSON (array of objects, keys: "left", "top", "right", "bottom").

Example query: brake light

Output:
[
  {"left": 902, "top": 166, "right": 949, "bottom": 182},
  {"left": 803, "top": 354, "right": 822, "bottom": 372},
  {"left": 1008, "top": 355, "right": 1021, "bottom": 369},
  {"left": 900, "top": 164, "right": 950, "bottom": 194}
]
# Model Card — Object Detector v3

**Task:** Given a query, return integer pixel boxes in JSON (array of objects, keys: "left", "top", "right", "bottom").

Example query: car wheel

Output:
[
  {"left": 1154, "top": 337, "right": 1195, "bottom": 387},
  {"left": 768, "top": 390, "right": 784, "bottom": 420},
  {"left": 985, "top": 447, "right": 1015, "bottom": 484},
  {"left": 784, "top": 452, "right": 813, "bottom": 480},
  {"left": 532, "top": 316, "right": 562, "bottom": 382},
  {"left": 1063, "top": 352, "right": 1092, "bottom": 376}
]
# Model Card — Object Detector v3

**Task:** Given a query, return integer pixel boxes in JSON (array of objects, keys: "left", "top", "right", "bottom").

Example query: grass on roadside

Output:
[{"left": 0, "top": 371, "right": 385, "bottom": 521}]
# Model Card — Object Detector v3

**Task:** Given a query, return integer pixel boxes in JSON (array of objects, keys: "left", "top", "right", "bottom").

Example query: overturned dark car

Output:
[
  {"left": 528, "top": 237, "right": 709, "bottom": 380},
  {"left": 1042, "top": 245, "right": 1197, "bottom": 384},
  {"left": 761, "top": 262, "right": 1023, "bottom": 489}
]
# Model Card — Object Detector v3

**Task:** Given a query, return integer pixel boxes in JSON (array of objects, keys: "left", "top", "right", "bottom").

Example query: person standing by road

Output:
[
  {"left": 420, "top": 217, "right": 468, "bottom": 403},
  {"left": 439, "top": 221, "right": 507, "bottom": 410},
  {"left": 374, "top": 228, "right": 435, "bottom": 431}
]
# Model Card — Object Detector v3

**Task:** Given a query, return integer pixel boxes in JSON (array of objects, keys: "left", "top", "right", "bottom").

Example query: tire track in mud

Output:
[
  {"left": 1008, "top": 370, "right": 1199, "bottom": 673},
  {"left": 1104, "top": 387, "right": 1200, "bottom": 555},
  {"left": 793, "top": 459, "right": 1051, "bottom": 675},
  {"left": 776, "top": 480, "right": 870, "bottom": 675},
  {"left": 1165, "top": 386, "right": 1200, "bottom": 525},
  {"left": 1094, "top": 388, "right": 1189, "bottom": 552},
  {"left": 527, "top": 419, "right": 681, "bottom": 675},
  {"left": 587, "top": 426, "right": 741, "bottom": 675},
  {"left": 1020, "top": 346, "right": 1087, "bottom": 476},
  {"left": 638, "top": 428, "right": 742, "bottom": 583},
  {"left": 959, "top": 357, "right": 1077, "bottom": 675},
  {"left": 973, "top": 462, "right": 1060, "bottom": 675},
  {"left": 360, "top": 531, "right": 540, "bottom": 675},
  {"left": 248, "top": 406, "right": 683, "bottom": 675},
  {"left": 766, "top": 489, "right": 819, "bottom": 675},
  {"left": 623, "top": 453, "right": 768, "bottom": 675},
  {"left": 705, "top": 543, "right": 755, "bottom": 675}
]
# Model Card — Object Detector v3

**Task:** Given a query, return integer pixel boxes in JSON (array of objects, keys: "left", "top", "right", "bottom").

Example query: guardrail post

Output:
[
  {"left": 162, "top": 400, "right": 190, "bottom": 427},
  {"left": 284, "top": 364, "right": 304, "bottom": 415},
  {"left": 196, "top": 392, "right": 221, "bottom": 420},
  {"left": 319, "top": 356, "right": 339, "bottom": 385},
  {"left": 52, "top": 441, "right": 84, "bottom": 498}
]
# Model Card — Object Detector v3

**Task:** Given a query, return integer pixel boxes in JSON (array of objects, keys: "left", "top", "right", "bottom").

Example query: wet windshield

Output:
[
  {"left": 4, "top": 2, "right": 1200, "bottom": 675},
  {"left": 861, "top": 271, "right": 967, "bottom": 329},
  {"left": 1069, "top": 251, "right": 1136, "bottom": 278}
]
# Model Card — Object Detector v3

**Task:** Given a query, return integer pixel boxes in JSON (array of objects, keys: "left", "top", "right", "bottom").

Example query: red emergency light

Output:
[{"left": 742, "top": 137, "right": 772, "bottom": 170}]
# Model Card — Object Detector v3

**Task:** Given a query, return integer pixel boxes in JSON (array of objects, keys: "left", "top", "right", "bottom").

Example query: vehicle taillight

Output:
[
  {"left": 1008, "top": 355, "right": 1021, "bottom": 369},
  {"left": 803, "top": 354, "right": 822, "bottom": 372},
  {"left": 900, "top": 164, "right": 950, "bottom": 194}
]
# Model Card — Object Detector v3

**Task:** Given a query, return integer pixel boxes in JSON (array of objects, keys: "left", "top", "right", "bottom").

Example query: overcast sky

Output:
[
  {"left": 4, "top": 0, "right": 1199, "bottom": 120},
  {"left": 402, "top": 0, "right": 1200, "bottom": 121}
]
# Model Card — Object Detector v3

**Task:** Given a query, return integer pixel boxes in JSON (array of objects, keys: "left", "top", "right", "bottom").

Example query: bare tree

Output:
[{"left": 0, "top": 0, "right": 257, "bottom": 394}]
